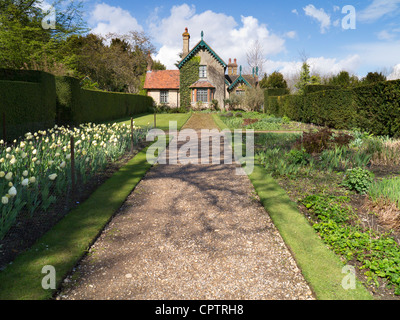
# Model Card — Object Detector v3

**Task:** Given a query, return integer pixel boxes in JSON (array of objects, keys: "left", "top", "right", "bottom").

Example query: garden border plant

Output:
[{"left": 0, "top": 139, "right": 168, "bottom": 300}]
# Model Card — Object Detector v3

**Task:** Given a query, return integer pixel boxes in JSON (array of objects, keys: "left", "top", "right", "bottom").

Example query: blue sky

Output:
[{"left": 74, "top": 0, "right": 400, "bottom": 79}]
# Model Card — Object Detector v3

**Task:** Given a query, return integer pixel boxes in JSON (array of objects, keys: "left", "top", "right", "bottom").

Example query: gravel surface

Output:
[{"left": 57, "top": 127, "right": 314, "bottom": 300}]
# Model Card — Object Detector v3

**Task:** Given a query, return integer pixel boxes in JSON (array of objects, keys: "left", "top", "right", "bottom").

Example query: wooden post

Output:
[
  {"left": 70, "top": 135, "right": 75, "bottom": 193},
  {"left": 130, "top": 117, "right": 134, "bottom": 153},
  {"left": 2, "top": 113, "right": 6, "bottom": 142}
]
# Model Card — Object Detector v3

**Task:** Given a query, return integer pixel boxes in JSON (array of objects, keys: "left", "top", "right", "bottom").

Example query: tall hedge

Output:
[
  {"left": 303, "top": 89, "right": 356, "bottom": 129},
  {"left": 353, "top": 80, "right": 400, "bottom": 137},
  {"left": 263, "top": 88, "right": 290, "bottom": 114},
  {"left": 0, "top": 69, "right": 56, "bottom": 141},
  {"left": 55, "top": 76, "right": 153, "bottom": 125}
]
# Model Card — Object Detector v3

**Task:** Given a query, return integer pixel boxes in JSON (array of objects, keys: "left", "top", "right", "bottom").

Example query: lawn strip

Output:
[
  {"left": 211, "top": 113, "right": 230, "bottom": 131},
  {"left": 0, "top": 143, "right": 163, "bottom": 300},
  {"left": 248, "top": 159, "right": 373, "bottom": 300},
  {"left": 116, "top": 113, "right": 191, "bottom": 131}
]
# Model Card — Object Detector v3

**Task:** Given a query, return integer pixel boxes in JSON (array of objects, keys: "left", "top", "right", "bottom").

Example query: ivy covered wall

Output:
[{"left": 179, "top": 56, "right": 200, "bottom": 109}]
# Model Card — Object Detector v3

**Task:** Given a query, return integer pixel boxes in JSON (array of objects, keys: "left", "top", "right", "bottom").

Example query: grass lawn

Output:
[
  {"left": 0, "top": 142, "right": 165, "bottom": 300},
  {"left": 115, "top": 113, "right": 191, "bottom": 131}
]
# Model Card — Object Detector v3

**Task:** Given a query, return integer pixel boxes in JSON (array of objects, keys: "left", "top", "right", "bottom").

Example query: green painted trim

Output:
[
  {"left": 228, "top": 75, "right": 252, "bottom": 91},
  {"left": 178, "top": 40, "right": 227, "bottom": 69}
]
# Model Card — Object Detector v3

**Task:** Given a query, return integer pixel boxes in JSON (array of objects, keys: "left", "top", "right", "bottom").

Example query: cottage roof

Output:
[
  {"left": 189, "top": 80, "right": 215, "bottom": 88},
  {"left": 178, "top": 32, "right": 227, "bottom": 69},
  {"left": 143, "top": 70, "right": 180, "bottom": 90}
]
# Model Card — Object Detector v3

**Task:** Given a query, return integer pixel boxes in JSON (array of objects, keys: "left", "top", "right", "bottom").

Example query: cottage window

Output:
[
  {"left": 160, "top": 90, "right": 169, "bottom": 104},
  {"left": 199, "top": 65, "right": 207, "bottom": 78},
  {"left": 196, "top": 89, "right": 208, "bottom": 102}
]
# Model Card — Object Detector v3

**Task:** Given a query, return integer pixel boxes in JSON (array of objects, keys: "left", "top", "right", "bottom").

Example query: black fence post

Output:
[
  {"left": 70, "top": 135, "right": 75, "bottom": 193},
  {"left": 2, "top": 112, "right": 6, "bottom": 142},
  {"left": 130, "top": 117, "right": 134, "bottom": 153}
]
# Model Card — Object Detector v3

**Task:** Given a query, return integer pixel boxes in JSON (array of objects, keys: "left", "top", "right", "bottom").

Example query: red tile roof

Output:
[
  {"left": 189, "top": 80, "right": 215, "bottom": 88},
  {"left": 143, "top": 70, "right": 180, "bottom": 89}
]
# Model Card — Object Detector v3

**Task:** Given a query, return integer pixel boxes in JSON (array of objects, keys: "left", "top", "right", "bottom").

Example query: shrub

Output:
[
  {"left": 296, "top": 128, "right": 354, "bottom": 154},
  {"left": 285, "top": 149, "right": 311, "bottom": 165},
  {"left": 341, "top": 167, "right": 374, "bottom": 194}
]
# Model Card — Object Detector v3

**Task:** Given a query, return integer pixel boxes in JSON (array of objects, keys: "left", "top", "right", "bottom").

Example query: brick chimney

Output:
[
  {"left": 227, "top": 58, "right": 233, "bottom": 75},
  {"left": 232, "top": 59, "right": 238, "bottom": 75},
  {"left": 182, "top": 27, "right": 190, "bottom": 58}
]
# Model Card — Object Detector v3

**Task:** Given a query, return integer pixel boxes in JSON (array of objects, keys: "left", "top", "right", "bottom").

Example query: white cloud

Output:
[
  {"left": 265, "top": 55, "right": 361, "bottom": 78},
  {"left": 149, "top": 4, "right": 286, "bottom": 70},
  {"left": 285, "top": 31, "right": 297, "bottom": 39},
  {"left": 358, "top": 0, "right": 400, "bottom": 22},
  {"left": 376, "top": 30, "right": 396, "bottom": 41},
  {"left": 292, "top": 9, "right": 299, "bottom": 15},
  {"left": 388, "top": 64, "right": 400, "bottom": 80},
  {"left": 89, "top": 3, "right": 143, "bottom": 36},
  {"left": 303, "top": 4, "right": 331, "bottom": 34}
]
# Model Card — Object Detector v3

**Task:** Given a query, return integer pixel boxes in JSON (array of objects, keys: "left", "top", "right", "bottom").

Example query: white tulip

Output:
[
  {"left": 8, "top": 187, "right": 17, "bottom": 197},
  {"left": 49, "top": 174, "right": 57, "bottom": 181},
  {"left": 2, "top": 196, "right": 8, "bottom": 204},
  {"left": 22, "top": 179, "right": 29, "bottom": 186},
  {"left": 5, "top": 172, "right": 12, "bottom": 180},
  {"left": 23, "top": 170, "right": 28, "bottom": 177}
]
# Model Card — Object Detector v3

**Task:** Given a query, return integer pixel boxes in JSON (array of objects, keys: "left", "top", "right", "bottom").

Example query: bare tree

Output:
[{"left": 246, "top": 40, "right": 266, "bottom": 75}]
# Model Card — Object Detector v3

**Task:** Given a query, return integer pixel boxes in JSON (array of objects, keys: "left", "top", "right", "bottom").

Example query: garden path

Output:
[{"left": 56, "top": 114, "right": 314, "bottom": 300}]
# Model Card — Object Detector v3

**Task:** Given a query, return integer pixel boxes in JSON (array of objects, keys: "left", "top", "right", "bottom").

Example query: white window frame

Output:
[
  {"left": 199, "top": 65, "right": 207, "bottom": 78},
  {"left": 196, "top": 89, "right": 208, "bottom": 102},
  {"left": 160, "top": 90, "right": 169, "bottom": 104}
]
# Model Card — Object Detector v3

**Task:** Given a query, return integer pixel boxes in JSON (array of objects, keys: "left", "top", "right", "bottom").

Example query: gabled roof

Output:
[
  {"left": 225, "top": 74, "right": 257, "bottom": 91},
  {"left": 189, "top": 80, "right": 215, "bottom": 88},
  {"left": 143, "top": 70, "right": 180, "bottom": 90},
  {"left": 178, "top": 34, "right": 227, "bottom": 69}
]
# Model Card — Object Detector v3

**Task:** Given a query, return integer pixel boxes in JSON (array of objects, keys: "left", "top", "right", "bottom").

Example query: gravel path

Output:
[{"left": 57, "top": 119, "right": 314, "bottom": 300}]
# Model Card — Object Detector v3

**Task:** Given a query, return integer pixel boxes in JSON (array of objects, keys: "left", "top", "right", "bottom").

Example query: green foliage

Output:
[
  {"left": 303, "top": 88, "right": 356, "bottom": 129},
  {"left": 285, "top": 149, "right": 311, "bottom": 166},
  {"left": 302, "top": 194, "right": 400, "bottom": 294},
  {"left": 295, "top": 62, "right": 322, "bottom": 94},
  {"left": 341, "top": 167, "right": 374, "bottom": 194},
  {"left": 353, "top": 80, "right": 400, "bottom": 137},
  {"left": 259, "top": 71, "right": 288, "bottom": 89},
  {"left": 326, "top": 71, "right": 360, "bottom": 88},
  {"left": 303, "top": 85, "right": 340, "bottom": 95},
  {"left": 362, "top": 72, "right": 387, "bottom": 85},
  {"left": 0, "top": 69, "right": 56, "bottom": 141},
  {"left": 179, "top": 56, "right": 200, "bottom": 109},
  {"left": 55, "top": 76, "right": 153, "bottom": 124},
  {"left": 368, "top": 177, "right": 400, "bottom": 208}
]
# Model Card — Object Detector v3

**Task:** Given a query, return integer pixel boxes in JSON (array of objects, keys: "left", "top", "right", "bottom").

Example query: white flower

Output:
[
  {"left": 8, "top": 187, "right": 17, "bottom": 197},
  {"left": 0, "top": 172, "right": 4, "bottom": 178},
  {"left": 66, "top": 154, "right": 71, "bottom": 160},
  {"left": 22, "top": 179, "right": 29, "bottom": 186},
  {"left": 21, "top": 152, "right": 27, "bottom": 159},
  {"left": 59, "top": 161, "right": 66, "bottom": 169},
  {"left": 22, "top": 170, "right": 28, "bottom": 177},
  {"left": 49, "top": 174, "right": 57, "bottom": 181},
  {"left": 32, "top": 149, "right": 37, "bottom": 155},
  {"left": 29, "top": 177, "right": 36, "bottom": 184},
  {"left": 5, "top": 172, "right": 12, "bottom": 180},
  {"left": 10, "top": 157, "right": 16, "bottom": 165},
  {"left": 2, "top": 196, "right": 8, "bottom": 204},
  {"left": 6, "top": 147, "right": 11, "bottom": 153}
]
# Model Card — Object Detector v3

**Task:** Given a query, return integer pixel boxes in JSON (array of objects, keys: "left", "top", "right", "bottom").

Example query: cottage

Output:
[{"left": 144, "top": 28, "right": 259, "bottom": 110}]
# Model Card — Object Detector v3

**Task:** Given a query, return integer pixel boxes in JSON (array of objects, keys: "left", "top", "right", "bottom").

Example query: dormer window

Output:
[{"left": 199, "top": 65, "right": 207, "bottom": 78}]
